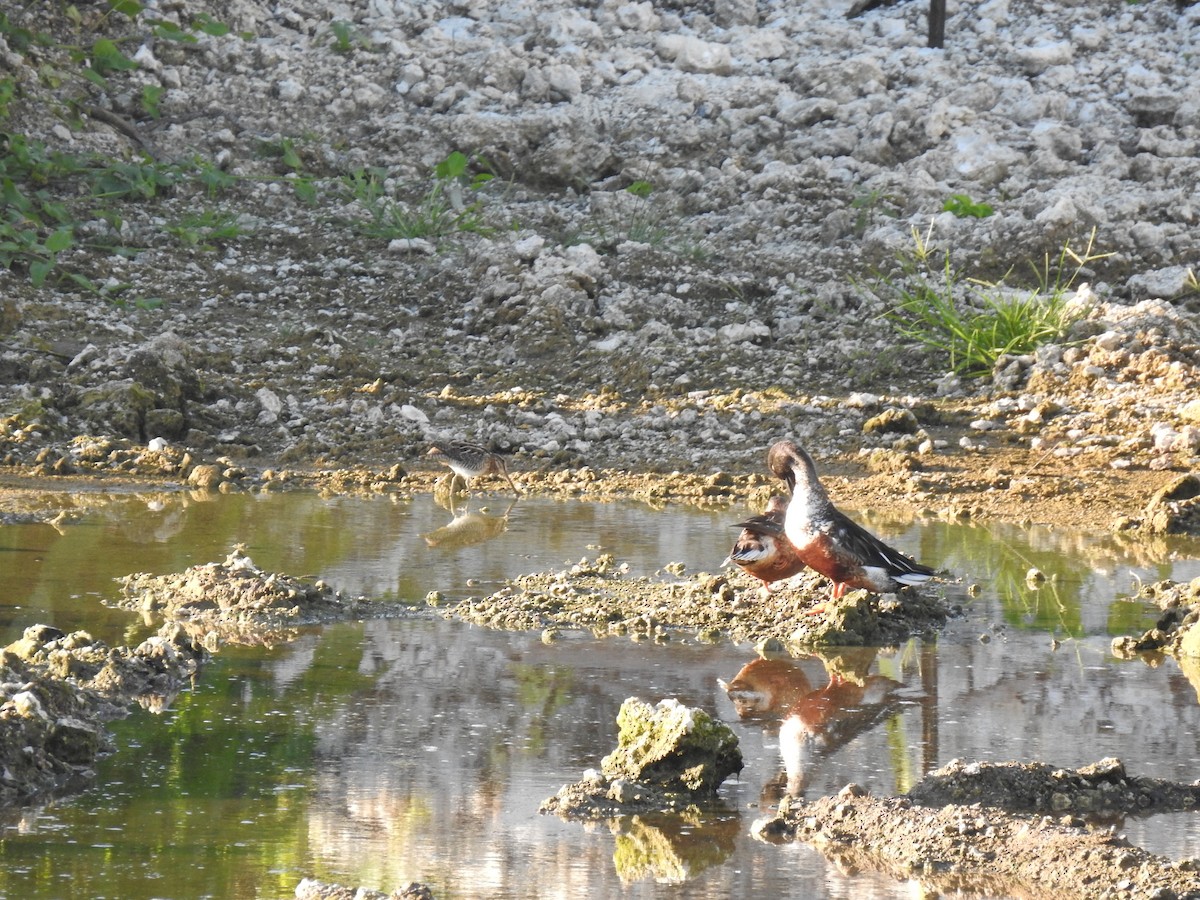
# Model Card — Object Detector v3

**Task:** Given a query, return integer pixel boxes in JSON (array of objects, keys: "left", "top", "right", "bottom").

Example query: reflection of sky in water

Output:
[{"left": 1, "top": 490, "right": 1199, "bottom": 898}]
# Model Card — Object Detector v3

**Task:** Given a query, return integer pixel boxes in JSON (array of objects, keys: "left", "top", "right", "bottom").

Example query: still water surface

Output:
[{"left": 1, "top": 489, "right": 1199, "bottom": 899}]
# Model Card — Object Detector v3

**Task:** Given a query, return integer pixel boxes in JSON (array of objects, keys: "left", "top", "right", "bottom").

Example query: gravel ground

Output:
[
  {"left": 0, "top": 0, "right": 1198, "bottom": 533},
  {"left": 3, "top": 1, "right": 1200, "bottom": 897}
]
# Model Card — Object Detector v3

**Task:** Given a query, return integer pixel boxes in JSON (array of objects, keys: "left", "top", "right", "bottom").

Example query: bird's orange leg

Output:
[{"left": 807, "top": 580, "right": 848, "bottom": 616}]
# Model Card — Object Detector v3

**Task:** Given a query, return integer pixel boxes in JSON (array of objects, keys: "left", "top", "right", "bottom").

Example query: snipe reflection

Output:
[{"left": 421, "top": 498, "right": 516, "bottom": 550}]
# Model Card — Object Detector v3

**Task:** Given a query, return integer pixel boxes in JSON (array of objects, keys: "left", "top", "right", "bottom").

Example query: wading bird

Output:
[
  {"left": 723, "top": 495, "right": 808, "bottom": 591},
  {"left": 427, "top": 440, "right": 520, "bottom": 496},
  {"left": 766, "top": 439, "right": 933, "bottom": 601}
]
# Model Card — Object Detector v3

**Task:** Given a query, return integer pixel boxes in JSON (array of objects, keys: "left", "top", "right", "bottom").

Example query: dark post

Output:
[{"left": 928, "top": 0, "right": 946, "bottom": 47}]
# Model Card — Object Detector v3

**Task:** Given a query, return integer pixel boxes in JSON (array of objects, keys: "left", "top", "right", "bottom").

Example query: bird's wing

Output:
[
  {"left": 824, "top": 510, "right": 935, "bottom": 578},
  {"left": 732, "top": 514, "right": 786, "bottom": 536},
  {"left": 728, "top": 533, "right": 771, "bottom": 563}
]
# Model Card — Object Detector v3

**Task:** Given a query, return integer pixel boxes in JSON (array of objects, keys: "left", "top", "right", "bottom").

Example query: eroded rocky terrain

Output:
[
  {"left": 3, "top": 0, "right": 1200, "bottom": 896},
  {"left": 0, "top": 0, "right": 1198, "bottom": 521}
]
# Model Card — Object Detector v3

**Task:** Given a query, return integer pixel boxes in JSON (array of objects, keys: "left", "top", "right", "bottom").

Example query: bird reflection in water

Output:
[
  {"left": 718, "top": 657, "right": 814, "bottom": 721},
  {"left": 721, "top": 647, "right": 907, "bottom": 800},
  {"left": 421, "top": 498, "right": 516, "bottom": 550}
]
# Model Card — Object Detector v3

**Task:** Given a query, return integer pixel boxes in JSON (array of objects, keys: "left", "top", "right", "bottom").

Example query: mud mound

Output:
[
  {"left": 0, "top": 623, "right": 205, "bottom": 803},
  {"left": 447, "top": 552, "right": 951, "bottom": 646},
  {"left": 756, "top": 761, "right": 1200, "bottom": 900},
  {"left": 117, "top": 550, "right": 405, "bottom": 645},
  {"left": 909, "top": 757, "right": 1200, "bottom": 818}
]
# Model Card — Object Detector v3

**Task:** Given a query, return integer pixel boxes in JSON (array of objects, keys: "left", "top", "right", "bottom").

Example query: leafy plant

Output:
[
  {"left": 566, "top": 179, "right": 705, "bottom": 257},
  {"left": 91, "top": 159, "right": 180, "bottom": 199},
  {"left": 0, "top": 5, "right": 243, "bottom": 287},
  {"left": 140, "top": 83, "right": 164, "bottom": 118},
  {"left": 0, "top": 77, "right": 15, "bottom": 121},
  {"left": 256, "top": 136, "right": 305, "bottom": 172},
  {"left": 851, "top": 188, "right": 902, "bottom": 236},
  {"left": 189, "top": 156, "right": 238, "bottom": 197},
  {"left": 88, "top": 37, "right": 137, "bottom": 78},
  {"left": 942, "top": 193, "right": 994, "bottom": 219},
  {"left": 0, "top": 11, "right": 42, "bottom": 55},
  {"left": 63, "top": 271, "right": 163, "bottom": 308},
  {"left": 166, "top": 209, "right": 244, "bottom": 248},
  {"left": 345, "top": 152, "right": 497, "bottom": 241},
  {"left": 0, "top": 133, "right": 79, "bottom": 284},
  {"left": 624, "top": 179, "right": 670, "bottom": 245},
  {"left": 329, "top": 20, "right": 357, "bottom": 53},
  {"left": 877, "top": 224, "right": 1111, "bottom": 377}
]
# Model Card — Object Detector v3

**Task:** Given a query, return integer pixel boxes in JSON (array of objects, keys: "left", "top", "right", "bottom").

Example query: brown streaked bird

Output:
[
  {"left": 722, "top": 494, "right": 808, "bottom": 592},
  {"left": 767, "top": 439, "right": 934, "bottom": 601},
  {"left": 426, "top": 440, "right": 520, "bottom": 495}
]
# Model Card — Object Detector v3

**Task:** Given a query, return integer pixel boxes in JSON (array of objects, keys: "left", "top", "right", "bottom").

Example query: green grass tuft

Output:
[
  {"left": 877, "top": 225, "right": 1111, "bottom": 377},
  {"left": 344, "top": 153, "right": 499, "bottom": 242}
]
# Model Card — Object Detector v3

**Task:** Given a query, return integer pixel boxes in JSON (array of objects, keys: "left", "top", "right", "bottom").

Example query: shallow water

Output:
[{"left": 1, "top": 489, "right": 1199, "bottom": 899}]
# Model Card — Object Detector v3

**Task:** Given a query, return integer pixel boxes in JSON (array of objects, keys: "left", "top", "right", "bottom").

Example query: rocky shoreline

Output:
[{"left": 0, "top": 0, "right": 1199, "bottom": 507}]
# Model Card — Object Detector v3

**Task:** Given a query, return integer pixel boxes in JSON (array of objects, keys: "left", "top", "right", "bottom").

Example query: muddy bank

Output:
[
  {"left": 0, "top": 623, "right": 205, "bottom": 804},
  {"left": 116, "top": 549, "right": 413, "bottom": 647},
  {"left": 443, "top": 550, "right": 952, "bottom": 646},
  {"left": 755, "top": 759, "right": 1200, "bottom": 900}
]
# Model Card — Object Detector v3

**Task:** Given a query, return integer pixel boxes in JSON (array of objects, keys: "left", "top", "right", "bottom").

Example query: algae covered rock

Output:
[
  {"left": 602, "top": 698, "right": 742, "bottom": 793},
  {"left": 542, "top": 698, "right": 742, "bottom": 819}
]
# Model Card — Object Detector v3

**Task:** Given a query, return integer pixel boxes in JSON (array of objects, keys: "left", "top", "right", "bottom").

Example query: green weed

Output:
[
  {"left": 942, "top": 193, "right": 994, "bottom": 219},
  {"left": 256, "top": 136, "right": 305, "bottom": 172},
  {"left": 0, "top": 77, "right": 15, "bottom": 120},
  {"left": 329, "top": 20, "right": 362, "bottom": 53},
  {"left": 851, "top": 188, "right": 902, "bottom": 236},
  {"left": 189, "top": 156, "right": 238, "bottom": 198},
  {"left": 565, "top": 179, "right": 704, "bottom": 257},
  {"left": 623, "top": 180, "right": 671, "bottom": 245},
  {"left": 877, "top": 224, "right": 1111, "bottom": 377},
  {"left": 0, "top": 5, "right": 242, "bottom": 287},
  {"left": 345, "top": 152, "right": 498, "bottom": 241},
  {"left": 166, "top": 209, "right": 245, "bottom": 248},
  {"left": 140, "top": 84, "right": 164, "bottom": 118},
  {"left": 63, "top": 272, "right": 163, "bottom": 309},
  {"left": 91, "top": 159, "right": 180, "bottom": 199}
]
